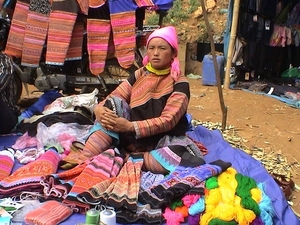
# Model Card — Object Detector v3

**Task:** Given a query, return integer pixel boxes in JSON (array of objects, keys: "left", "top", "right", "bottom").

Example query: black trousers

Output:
[{"left": 0, "top": 96, "right": 18, "bottom": 134}]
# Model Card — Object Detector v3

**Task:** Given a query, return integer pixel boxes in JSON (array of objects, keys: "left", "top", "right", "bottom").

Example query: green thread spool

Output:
[{"left": 85, "top": 209, "right": 100, "bottom": 225}]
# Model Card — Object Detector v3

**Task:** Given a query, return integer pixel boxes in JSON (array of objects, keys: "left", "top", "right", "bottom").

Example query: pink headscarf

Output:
[{"left": 142, "top": 26, "right": 181, "bottom": 81}]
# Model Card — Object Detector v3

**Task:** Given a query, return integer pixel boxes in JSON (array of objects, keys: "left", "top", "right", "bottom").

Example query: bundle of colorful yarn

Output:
[{"left": 163, "top": 167, "right": 275, "bottom": 225}]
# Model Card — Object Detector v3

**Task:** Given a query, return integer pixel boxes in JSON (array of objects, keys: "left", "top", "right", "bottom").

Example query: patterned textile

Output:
[
  {"left": 4, "top": 0, "right": 29, "bottom": 58},
  {"left": 109, "top": 1, "right": 136, "bottom": 69},
  {"left": 0, "top": 149, "right": 14, "bottom": 181},
  {"left": 149, "top": 145, "right": 206, "bottom": 174},
  {"left": 77, "top": 155, "right": 143, "bottom": 212},
  {"left": 24, "top": 200, "right": 73, "bottom": 225},
  {"left": 0, "top": 150, "right": 60, "bottom": 197},
  {"left": 21, "top": 0, "right": 51, "bottom": 66},
  {"left": 46, "top": 11, "right": 77, "bottom": 65},
  {"left": 41, "top": 149, "right": 123, "bottom": 213},
  {"left": 87, "top": 18, "right": 111, "bottom": 75},
  {"left": 134, "top": 0, "right": 173, "bottom": 10},
  {"left": 65, "top": 16, "right": 84, "bottom": 61},
  {"left": 63, "top": 149, "right": 123, "bottom": 212},
  {"left": 156, "top": 135, "right": 206, "bottom": 158},
  {"left": 116, "top": 203, "right": 163, "bottom": 224},
  {"left": 138, "top": 160, "right": 232, "bottom": 209},
  {"left": 41, "top": 162, "right": 87, "bottom": 200},
  {"left": 45, "top": 0, "right": 78, "bottom": 65}
]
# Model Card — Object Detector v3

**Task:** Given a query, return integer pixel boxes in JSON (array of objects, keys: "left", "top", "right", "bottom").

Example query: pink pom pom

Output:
[
  {"left": 182, "top": 194, "right": 201, "bottom": 207},
  {"left": 163, "top": 207, "right": 185, "bottom": 225}
]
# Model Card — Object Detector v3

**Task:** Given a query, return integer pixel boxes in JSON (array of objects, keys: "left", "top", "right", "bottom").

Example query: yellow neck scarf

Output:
[{"left": 145, "top": 63, "right": 170, "bottom": 76}]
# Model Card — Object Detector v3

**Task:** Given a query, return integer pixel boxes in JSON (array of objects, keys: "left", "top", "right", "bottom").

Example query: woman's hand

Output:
[
  {"left": 94, "top": 104, "right": 134, "bottom": 133},
  {"left": 94, "top": 105, "right": 113, "bottom": 123},
  {"left": 104, "top": 115, "right": 134, "bottom": 133}
]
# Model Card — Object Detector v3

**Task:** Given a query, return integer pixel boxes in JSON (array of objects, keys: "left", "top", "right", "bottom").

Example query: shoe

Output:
[
  {"left": 271, "top": 173, "right": 295, "bottom": 190},
  {"left": 280, "top": 184, "right": 293, "bottom": 201}
]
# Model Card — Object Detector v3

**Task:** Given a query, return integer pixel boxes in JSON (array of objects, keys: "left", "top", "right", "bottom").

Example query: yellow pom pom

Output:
[{"left": 251, "top": 187, "right": 262, "bottom": 203}]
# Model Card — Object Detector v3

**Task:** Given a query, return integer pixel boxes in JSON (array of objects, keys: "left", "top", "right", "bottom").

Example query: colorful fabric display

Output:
[
  {"left": 0, "top": 148, "right": 15, "bottom": 181},
  {"left": 41, "top": 162, "right": 88, "bottom": 201},
  {"left": 138, "top": 160, "right": 232, "bottom": 209},
  {"left": 87, "top": 4, "right": 111, "bottom": 75},
  {"left": 108, "top": 0, "right": 136, "bottom": 69},
  {"left": 0, "top": 149, "right": 60, "bottom": 197},
  {"left": 63, "top": 149, "right": 123, "bottom": 212},
  {"left": 42, "top": 149, "right": 123, "bottom": 213},
  {"left": 149, "top": 145, "right": 206, "bottom": 174},
  {"left": 4, "top": 0, "right": 29, "bottom": 57},
  {"left": 21, "top": 0, "right": 51, "bottom": 67},
  {"left": 77, "top": 155, "right": 143, "bottom": 213},
  {"left": 116, "top": 203, "right": 163, "bottom": 224},
  {"left": 140, "top": 171, "right": 165, "bottom": 191},
  {"left": 65, "top": 16, "right": 84, "bottom": 61},
  {"left": 24, "top": 200, "right": 73, "bottom": 225},
  {"left": 45, "top": 0, "right": 78, "bottom": 65}
]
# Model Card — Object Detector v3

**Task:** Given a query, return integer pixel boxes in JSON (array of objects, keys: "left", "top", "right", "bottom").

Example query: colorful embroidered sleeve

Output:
[{"left": 133, "top": 77, "right": 190, "bottom": 138}]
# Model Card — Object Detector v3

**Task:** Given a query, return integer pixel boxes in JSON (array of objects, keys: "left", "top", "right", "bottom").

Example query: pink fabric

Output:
[{"left": 142, "top": 26, "right": 181, "bottom": 81}]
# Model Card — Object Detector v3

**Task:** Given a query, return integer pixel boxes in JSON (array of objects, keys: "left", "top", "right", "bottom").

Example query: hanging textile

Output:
[
  {"left": 45, "top": 0, "right": 78, "bottom": 65},
  {"left": 21, "top": 0, "right": 51, "bottom": 67},
  {"left": 4, "top": 0, "right": 29, "bottom": 58}
]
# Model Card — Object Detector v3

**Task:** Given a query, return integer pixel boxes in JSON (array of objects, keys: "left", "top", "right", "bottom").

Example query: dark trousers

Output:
[{"left": 0, "top": 97, "right": 18, "bottom": 134}]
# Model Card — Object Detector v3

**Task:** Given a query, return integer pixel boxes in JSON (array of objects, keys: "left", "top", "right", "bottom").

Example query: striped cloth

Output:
[
  {"left": 65, "top": 16, "right": 84, "bottom": 61},
  {"left": 41, "top": 162, "right": 87, "bottom": 201},
  {"left": 63, "top": 149, "right": 123, "bottom": 213},
  {"left": 21, "top": 0, "right": 51, "bottom": 67},
  {"left": 45, "top": 1, "right": 77, "bottom": 65},
  {"left": 0, "top": 149, "right": 14, "bottom": 181},
  {"left": 87, "top": 18, "right": 111, "bottom": 75},
  {"left": 41, "top": 149, "right": 123, "bottom": 213},
  {"left": 77, "top": 155, "right": 143, "bottom": 212},
  {"left": 46, "top": 11, "right": 77, "bottom": 65},
  {"left": 24, "top": 200, "right": 73, "bottom": 225},
  {"left": 0, "top": 150, "right": 60, "bottom": 198},
  {"left": 4, "top": 0, "right": 29, "bottom": 58},
  {"left": 109, "top": 1, "right": 136, "bottom": 69}
]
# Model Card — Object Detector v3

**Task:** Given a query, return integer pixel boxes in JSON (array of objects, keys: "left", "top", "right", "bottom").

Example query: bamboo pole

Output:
[
  {"left": 199, "top": 0, "right": 228, "bottom": 131},
  {"left": 224, "top": 0, "right": 241, "bottom": 89}
]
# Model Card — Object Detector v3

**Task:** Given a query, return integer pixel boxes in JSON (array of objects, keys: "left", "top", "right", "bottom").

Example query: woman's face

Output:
[{"left": 147, "top": 37, "right": 176, "bottom": 70}]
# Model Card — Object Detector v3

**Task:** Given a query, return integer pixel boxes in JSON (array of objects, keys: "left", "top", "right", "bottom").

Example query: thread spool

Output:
[
  {"left": 100, "top": 208, "right": 116, "bottom": 225},
  {"left": 85, "top": 208, "right": 100, "bottom": 225}
]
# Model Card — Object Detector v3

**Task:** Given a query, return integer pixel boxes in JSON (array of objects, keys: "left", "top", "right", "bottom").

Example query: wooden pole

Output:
[
  {"left": 224, "top": 0, "right": 241, "bottom": 89},
  {"left": 199, "top": 0, "right": 228, "bottom": 131}
]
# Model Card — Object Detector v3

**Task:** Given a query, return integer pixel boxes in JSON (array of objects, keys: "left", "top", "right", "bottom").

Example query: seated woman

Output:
[{"left": 61, "top": 26, "right": 205, "bottom": 173}]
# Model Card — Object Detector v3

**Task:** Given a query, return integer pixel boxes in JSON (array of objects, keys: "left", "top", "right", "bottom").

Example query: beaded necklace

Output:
[{"left": 145, "top": 63, "right": 170, "bottom": 75}]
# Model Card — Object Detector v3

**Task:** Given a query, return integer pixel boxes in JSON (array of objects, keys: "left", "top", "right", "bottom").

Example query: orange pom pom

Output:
[{"left": 175, "top": 205, "right": 189, "bottom": 218}]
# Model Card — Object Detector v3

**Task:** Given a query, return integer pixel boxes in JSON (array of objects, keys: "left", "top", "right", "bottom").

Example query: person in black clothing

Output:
[{"left": 0, "top": 52, "right": 20, "bottom": 134}]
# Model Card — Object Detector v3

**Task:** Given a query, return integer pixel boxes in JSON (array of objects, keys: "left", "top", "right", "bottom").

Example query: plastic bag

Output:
[{"left": 36, "top": 122, "right": 92, "bottom": 152}]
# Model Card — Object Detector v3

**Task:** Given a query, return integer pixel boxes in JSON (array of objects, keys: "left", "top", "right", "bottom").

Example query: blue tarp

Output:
[{"left": 1, "top": 125, "right": 299, "bottom": 225}]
